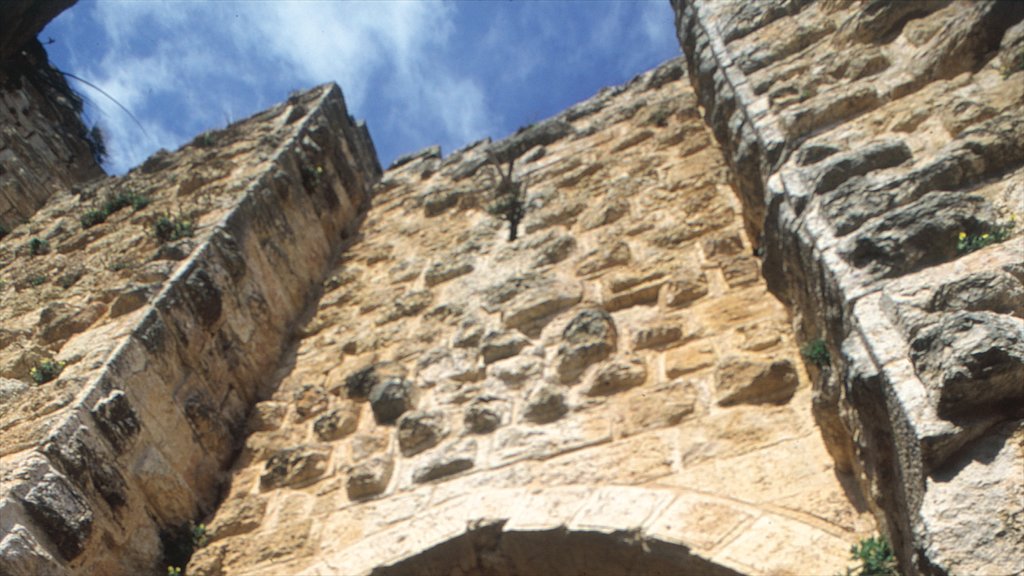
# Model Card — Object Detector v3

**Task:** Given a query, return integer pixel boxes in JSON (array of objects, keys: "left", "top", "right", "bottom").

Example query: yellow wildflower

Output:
[{"left": 958, "top": 232, "right": 967, "bottom": 240}]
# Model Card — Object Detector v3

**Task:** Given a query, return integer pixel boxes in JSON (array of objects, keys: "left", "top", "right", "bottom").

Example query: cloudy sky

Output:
[{"left": 42, "top": 1, "right": 681, "bottom": 174}]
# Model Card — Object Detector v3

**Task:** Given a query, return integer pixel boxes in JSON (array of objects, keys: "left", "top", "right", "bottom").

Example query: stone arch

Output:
[{"left": 302, "top": 486, "right": 855, "bottom": 576}]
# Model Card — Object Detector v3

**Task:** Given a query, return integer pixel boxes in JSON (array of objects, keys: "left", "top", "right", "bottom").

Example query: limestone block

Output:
[
  {"left": 488, "top": 355, "right": 543, "bottom": 388},
  {"left": 424, "top": 257, "right": 473, "bottom": 287},
  {"left": 909, "top": 312, "right": 1024, "bottom": 418},
  {"left": 19, "top": 471, "right": 93, "bottom": 561},
  {"left": 714, "top": 356, "right": 798, "bottom": 406},
  {"left": 623, "top": 379, "right": 699, "bottom": 435},
  {"left": 368, "top": 377, "right": 417, "bottom": 425},
  {"left": 206, "top": 495, "right": 267, "bottom": 542},
  {"left": 312, "top": 405, "right": 359, "bottom": 441},
  {"left": 583, "top": 356, "right": 648, "bottom": 396},
  {"left": 645, "top": 495, "right": 755, "bottom": 554},
  {"left": 463, "top": 395, "right": 507, "bottom": 434},
  {"left": 0, "top": 525, "right": 69, "bottom": 576},
  {"left": 89, "top": 390, "right": 141, "bottom": 454},
  {"left": 569, "top": 486, "right": 674, "bottom": 534},
  {"left": 292, "top": 384, "right": 329, "bottom": 421},
  {"left": 396, "top": 410, "right": 449, "bottom": 456},
  {"left": 661, "top": 268, "right": 708, "bottom": 308},
  {"left": 521, "top": 384, "right": 569, "bottom": 424},
  {"left": 480, "top": 331, "right": 529, "bottom": 364},
  {"left": 259, "top": 446, "right": 330, "bottom": 490},
  {"left": 412, "top": 439, "right": 476, "bottom": 483},
  {"left": 555, "top": 308, "right": 617, "bottom": 384},
  {"left": 346, "top": 456, "right": 394, "bottom": 500},
  {"left": 500, "top": 278, "right": 582, "bottom": 334},
  {"left": 493, "top": 414, "right": 611, "bottom": 466},
  {"left": 632, "top": 325, "right": 683, "bottom": 350},
  {"left": 248, "top": 401, "right": 287, "bottom": 432},
  {"left": 574, "top": 240, "right": 631, "bottom": 277},
  {"left": 665, "top": 342, "right": 717, "bottom": 378}
]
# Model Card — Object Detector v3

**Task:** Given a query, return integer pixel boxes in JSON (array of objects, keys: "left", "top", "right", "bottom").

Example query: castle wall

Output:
[
  {"left": 0, "top": 84, "right": 379, "bottom": 575},
  {"left": 672, "top": 1, "right": 1024, "bottom": 573},
  {"left": 0, "top": 0, "right": 104, "bottom": 230},
  {"left": 185, "top": 58, "right": 871, "bottom": 576}
]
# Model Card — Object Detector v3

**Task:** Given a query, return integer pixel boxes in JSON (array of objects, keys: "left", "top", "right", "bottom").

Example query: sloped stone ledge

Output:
[
  {"left": 674, "top": 1, "right": 1024, "bottom": 574},
  {"left": 0, "top": 83, "right": 380, "bottom": 575}
]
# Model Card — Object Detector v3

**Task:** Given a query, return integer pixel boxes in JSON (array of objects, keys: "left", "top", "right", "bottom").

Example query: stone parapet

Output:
[
  {"left": 0, "top": 83, "right": 379, "bottom": 574},
  {"left": 673, "top": 1, "right": 1024, "bottom": 573}
]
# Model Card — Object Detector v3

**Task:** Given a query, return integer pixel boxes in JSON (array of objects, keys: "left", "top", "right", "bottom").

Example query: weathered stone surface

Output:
[
  {"left": 556, "top": 309, "right": 617, "bottom": 383},
  {"left": 909, "top": 312, "right": 1024, "bottom": 418},
  {"left": 584, "top": 356, "right": 648, "bottom": 396},
  {"left": 715, "top": 356, "right": 798, "bottom": 406},
  {"left": 424, "top": 257, "right": 474, "bottom": 287},
  {"left": 259, "top": 446, "right": 330, "bottom": 490},
  {"left": 346, "top": 456, "right": 394, "bottom": 500},
  {"left": 397, "top": 410, "right": 448, "bottom": 456},
  {"left": 312, "top": 405, "right": 359, "bottom": 441},
  {"left": 412, "top": 440, "right": 476, "bottom": 483},
  {"left": 464, "top": 396, "right": 506, "bottom": 434},
  {"left": 480, "top": 331, "right": 529, "bottom": 364},
  {"left": 369, "top": 377, "right": 418, "bottom": 425},
  {"left": 19, "top": 471, "right": 93, "bottom": 561},
  {"left": 674, "top": 0, "right": 1024, "bottom": 570},
  {"left": 632, "top": 325, "right": 683, "bottom": 350},
  {"left": 522, "top": 384, "right": 569, "bottom": 424}
]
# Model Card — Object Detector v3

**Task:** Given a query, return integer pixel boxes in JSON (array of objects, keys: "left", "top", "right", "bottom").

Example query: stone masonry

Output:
[
  {"left": 3, "top": 1, "right": 1022, "bottom": 575},
  {"left": 185, "top": 58, "right": 872, "bottom": 576},
  {"left": 0, "top": 84, "right": 379, "bottom": 574},
  {"left": 674, "top": 0, "right": 1024, "bottom": 573}
]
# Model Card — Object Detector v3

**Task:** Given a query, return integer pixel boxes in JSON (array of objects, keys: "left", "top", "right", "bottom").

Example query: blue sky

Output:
[{"left": 42, "top": 1, "right": 681, "bottom": 174}]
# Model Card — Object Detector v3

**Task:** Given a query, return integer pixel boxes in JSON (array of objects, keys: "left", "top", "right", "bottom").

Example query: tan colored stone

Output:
[{"left": 665, "top": 342, "right": 716, "bottom": 378}]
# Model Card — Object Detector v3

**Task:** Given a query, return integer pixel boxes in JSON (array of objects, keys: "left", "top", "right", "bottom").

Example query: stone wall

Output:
[
  {"left": 0, "top": 84, "right": 379, "bottom": 575},
  {"left": 673, "top": 1, "right": 1024, "bottom": 574},
  {"left": 0, "top": 0, "right": 104, "bottom": 230},
  {"left": 185, "top": 58, "right": 872, "bottom": 576}
]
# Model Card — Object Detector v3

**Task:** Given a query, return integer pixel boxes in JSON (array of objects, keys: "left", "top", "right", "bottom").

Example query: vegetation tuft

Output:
[
  {"left": 0, "top": 223, "right": 7, "bottom": 240},
  {"left": 482, "top": 152, "right": 527, "bottom": 242},
  {"left": 844, "top": 535, "right": 898, "bottom": 576},
  {"left": 801, "top": 338, "right": 830, "bottom": 368},
  {"left": 957, "top": 219, "right": 1015, "bottom": 255},
  {"left": 154, "top": 214, "right": 194, "bottom": 242},
  {"left": 28, "top": 237, "right": 50, "bottom": 256},
  {"left": 30, "top": 359, "right": 65, "bottom": 384}
]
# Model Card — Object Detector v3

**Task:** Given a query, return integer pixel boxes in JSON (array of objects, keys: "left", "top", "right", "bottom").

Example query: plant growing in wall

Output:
[
  {"left": 0, "top": 223, "right": 7, "bottom": 240},
  {"left": 30, "top": 359, "right": 65, "bottom": 384},
  {"left": 481, "top": 152, "right": 527, "bottom": 242},
  {"left": 844, "top": 535, "right": 898, "bottom": 576},
  {"left": 28, "top": 237, "right": 50, "bottom": 256},
  {"left": 801, "top": 338, "right": 830, "bottom": 368},
  {"left": 154, "top": 213, "right": 195, "bottom": 242},
  {"left": 957, "top": 217, "right": 1015, "bottom": 255}
]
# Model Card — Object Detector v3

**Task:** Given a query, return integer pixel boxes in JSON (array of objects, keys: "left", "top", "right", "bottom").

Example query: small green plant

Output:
[
  {"left": 167, "top": 567, "right": 182, "bottom": 576},
  {"left": 103, "top": 190, "right": 150, "bottom": 215},
  {"left": 154, "top": 214, "right": 195, "bottom": 242},
  {"left": 28, "top": 274, "right": 47, "bottom": 287},
  {"left": 0, "top": 223, "right": 7, "bottom": 239},
  {"left": 28, "top": 237, "right": 50, "bottom": 256},
  {"left": 196, "top": 132, "right": 216, "bottom": 148},
  {"left": 481, "top": 152, "right": 527, "bottom": 242},
  {"left": 80, "top": 209, "right": 108, "bottom": 229},
  {"left": 845, "top": 535, "right": 898, "bottom": 576},
  {"left": 191, "top": 522, "right": 208, "bottom": 549},
  {"left": 957, "top": 219, "right": 1015, "bottom": 255},
  {"left": 801, "top": 338, "right": 830, "bottom": 368},
  {"left": 30, "top": 359, "right": 65, "bottom": 384}
]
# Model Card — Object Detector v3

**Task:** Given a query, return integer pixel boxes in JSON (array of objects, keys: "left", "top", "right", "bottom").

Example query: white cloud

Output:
[{"left": 53, "top": 0, "right": 493, "bottom": 173}]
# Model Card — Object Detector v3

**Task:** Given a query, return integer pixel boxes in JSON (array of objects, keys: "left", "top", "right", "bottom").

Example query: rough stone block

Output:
[{"left": 715, "top": 356, "right": 798, "bottom": 406}]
